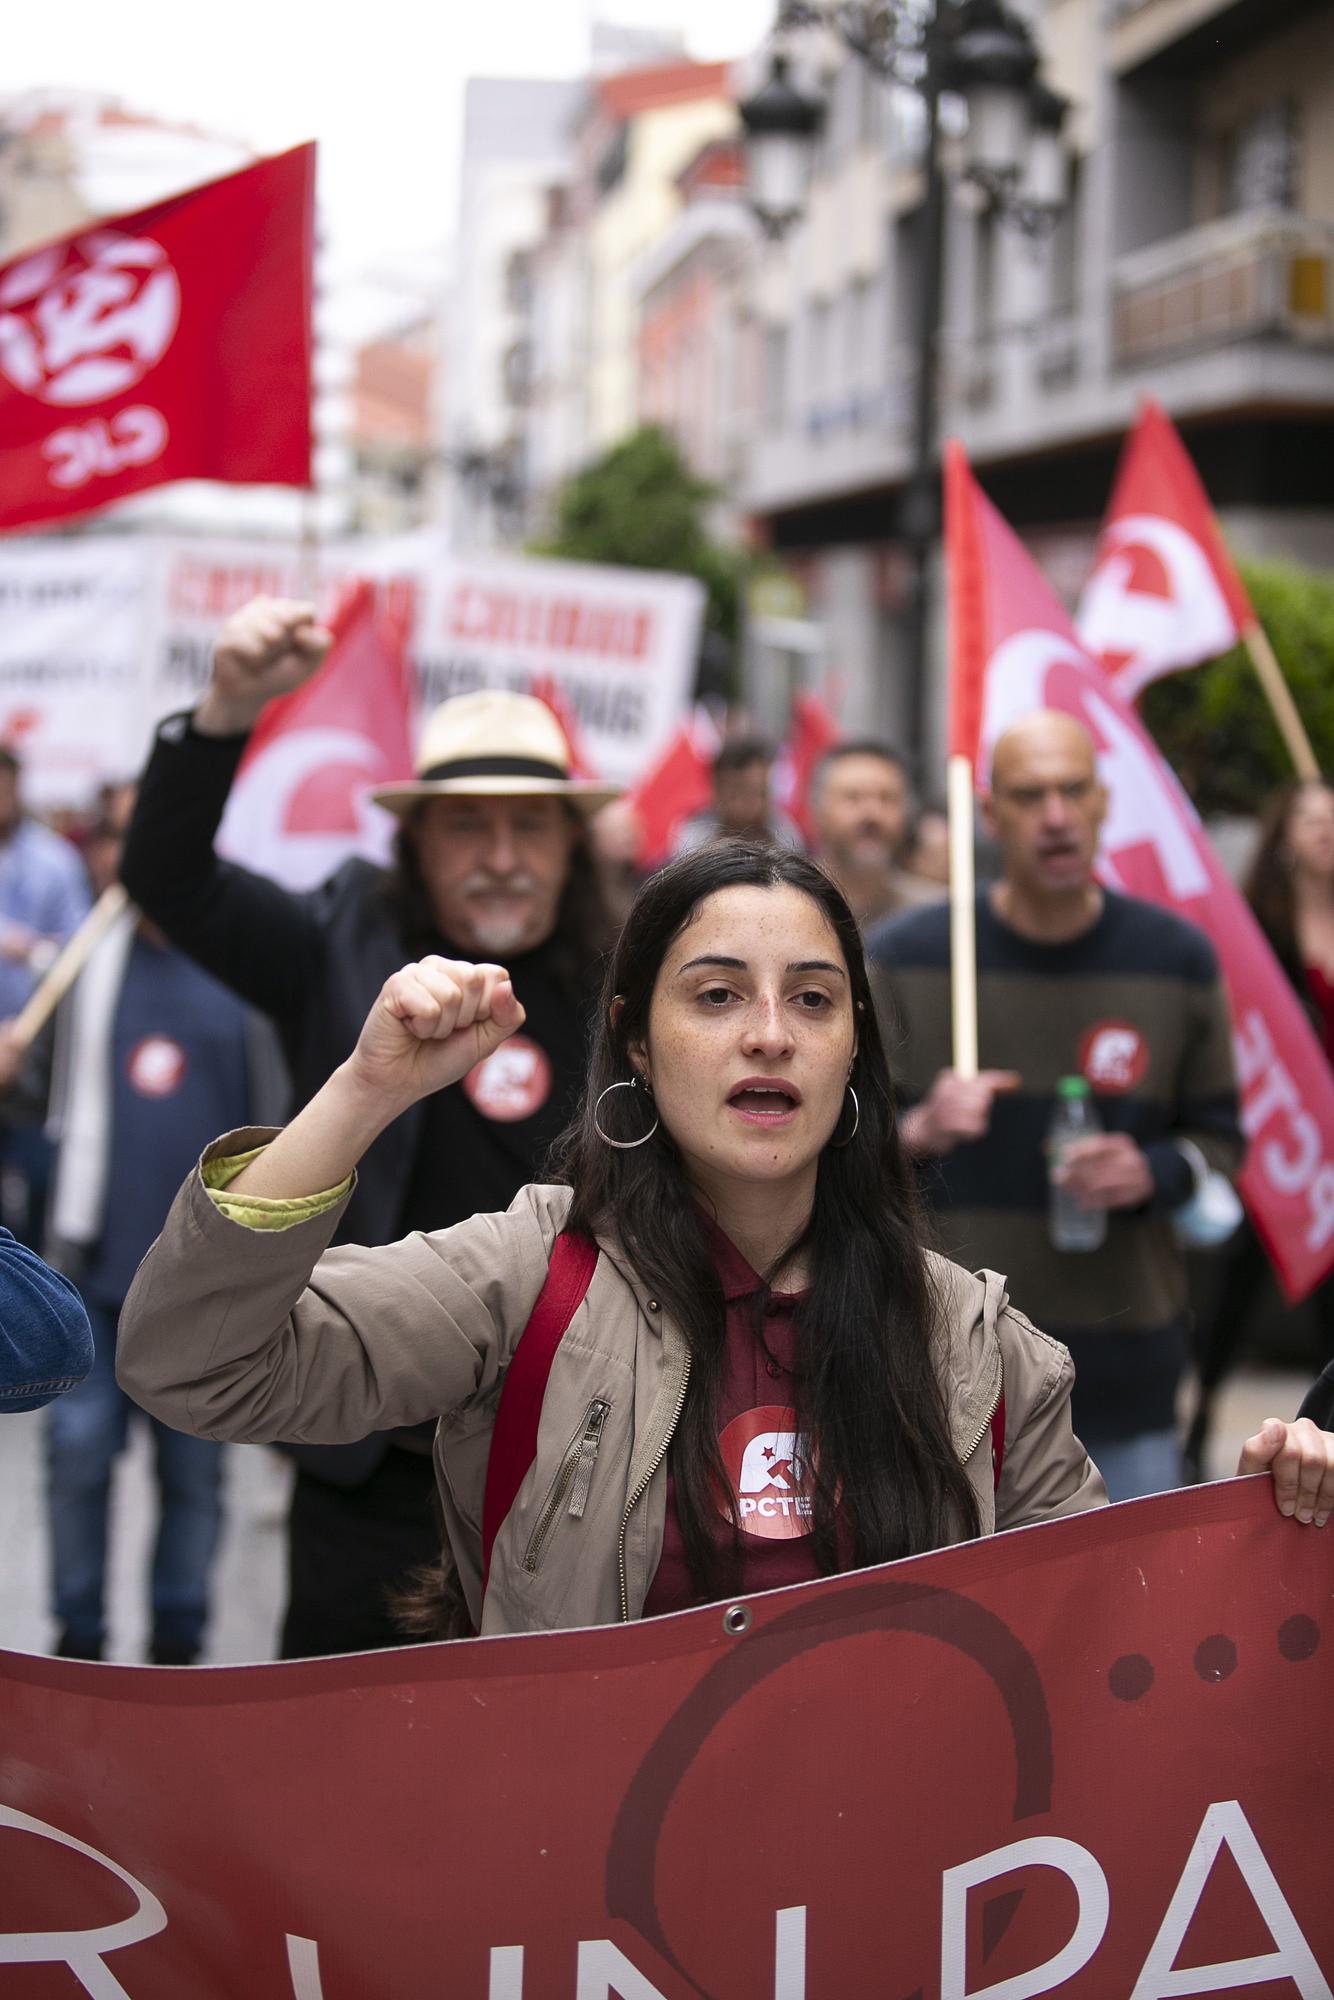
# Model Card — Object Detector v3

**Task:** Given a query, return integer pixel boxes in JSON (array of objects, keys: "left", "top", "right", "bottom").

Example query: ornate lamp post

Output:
[{"left": 739, "top": 0, "right": 1069, "bottom": 761}]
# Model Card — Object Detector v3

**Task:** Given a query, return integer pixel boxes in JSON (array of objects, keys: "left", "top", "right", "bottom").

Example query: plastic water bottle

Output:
[{"left": 1048, "top": 1076, "right": 1107, "bottom": 1252}]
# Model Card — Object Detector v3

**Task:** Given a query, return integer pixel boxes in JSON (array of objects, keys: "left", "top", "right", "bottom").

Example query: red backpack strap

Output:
[
  {"left": 991, "top": 1393, "right": 1006, "bottom": 1494},
  {"left": 481, "top": 1229, "right": 599, "bottom": 1597}
]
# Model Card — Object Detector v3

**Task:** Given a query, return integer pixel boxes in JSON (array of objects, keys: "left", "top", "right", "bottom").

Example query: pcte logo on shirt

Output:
[
  {"left": 1078, "top": 1020, "right": 1149, "bottom": 1094},
  {"left": 127, "top": 1035, "right": 187, "bottom": 1098},
  {"left": 718, "top": 1404, "right": 814, "bottom": 1541},
  {"left": 461, "top": 1035, "right": 553, "bottom": 1124}
]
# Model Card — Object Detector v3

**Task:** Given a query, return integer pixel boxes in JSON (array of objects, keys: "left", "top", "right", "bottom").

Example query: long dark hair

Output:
[
  {"left": 548, "top": 842, "right": 980, "bottom": 1597},
  {"left": 1245, "top": 778, "right": 1334, "bottom": 976}
]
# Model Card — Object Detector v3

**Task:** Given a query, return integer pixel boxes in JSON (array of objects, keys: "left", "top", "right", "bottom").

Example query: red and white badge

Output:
[
  {"left": 1079, "top": 1020, "right": 1149, "bottom": 1094},
  {"left": 127, "top": 1035, "right": 187, "bottom": 1098},
  {"left": 461, "top": 1036, "right": 553, "bottom": 1124},
  {"left": 718, "top": 1405, "right": 814, "bottom": 1541}
]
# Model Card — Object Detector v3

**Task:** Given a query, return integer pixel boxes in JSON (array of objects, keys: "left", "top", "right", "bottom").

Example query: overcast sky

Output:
[{"left": 8, "top": 0, "right": 776, "bottom": 320}]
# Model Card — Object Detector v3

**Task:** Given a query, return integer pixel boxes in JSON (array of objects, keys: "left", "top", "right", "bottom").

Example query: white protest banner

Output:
[
  {"left": 0, "top": 535, "right": 703, "bottom": 807},
  {"left": 0, "top": 538, "right": 156, "bottom": 809},
  {"left": 413, "top": 552, "right": 705, "bottom": 786}
]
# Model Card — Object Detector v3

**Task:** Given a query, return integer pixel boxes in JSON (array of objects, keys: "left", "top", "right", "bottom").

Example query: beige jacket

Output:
[{"left": 117, "top": 1128, "right": 1106, "bottom": 1636}]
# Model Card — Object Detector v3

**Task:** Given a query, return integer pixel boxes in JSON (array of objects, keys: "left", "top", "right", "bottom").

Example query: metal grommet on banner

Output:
[{"left": 722, "top": 1604, "right": 752, "bottom": 1637}]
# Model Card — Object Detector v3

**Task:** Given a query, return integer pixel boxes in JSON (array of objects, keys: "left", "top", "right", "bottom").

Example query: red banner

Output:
[
  {"left": 950, "top": 444, "right": 1334, "bottom": 1302},
  {"left": 1, "top": 1480, "right": 1330, "bottom": 1996},
  {"left": 1077, "top": 397, "right": 1252, "bottom": 699},
  {"left": 0, "top": 146, "right": 314, "bottom": 531}
]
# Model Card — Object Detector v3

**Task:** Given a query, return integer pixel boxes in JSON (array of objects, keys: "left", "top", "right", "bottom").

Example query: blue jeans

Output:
[
  {"left": 46, "top": 1297, "right": 224, "bottom": 1656},
  {"left": 1092, "top": 1427, "right": 1182, "bottom": 1504}
]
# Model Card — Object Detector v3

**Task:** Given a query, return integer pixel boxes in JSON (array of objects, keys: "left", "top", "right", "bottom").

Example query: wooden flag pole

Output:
[
  {"left": 1241, "top": 620, "right": 1320, "bottom": 781},
  {"left": 8, "top": 885, "right": 130, "bottom": 1051},
  {"left": 947, "top": 752, "right": 978, "bottom": 1079},
  {"left": 297, "top": 487, "right": 321, "bottom": 606}
]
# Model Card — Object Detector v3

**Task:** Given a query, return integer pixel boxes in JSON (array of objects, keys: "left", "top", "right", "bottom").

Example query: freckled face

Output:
[{"left": 632, "top": 885, "right": 857, "bottom": 1204}]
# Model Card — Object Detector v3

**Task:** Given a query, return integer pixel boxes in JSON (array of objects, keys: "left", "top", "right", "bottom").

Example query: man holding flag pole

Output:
[{"left": 870, "top": 443, "right": 1247, "bottom": 1500}]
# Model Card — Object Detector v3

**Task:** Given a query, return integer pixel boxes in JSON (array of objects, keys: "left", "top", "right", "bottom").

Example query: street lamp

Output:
[
  {"left": 737, "top": 52, "right": 826, "bottom": 239},
  {"left": 739, "top": 1, "right": 1070, "bottom": 762}
]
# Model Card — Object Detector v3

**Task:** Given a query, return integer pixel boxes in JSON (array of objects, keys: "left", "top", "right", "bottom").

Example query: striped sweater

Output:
[{"left": 869, "top": 890, "right": 1244, "bottom": 1442}]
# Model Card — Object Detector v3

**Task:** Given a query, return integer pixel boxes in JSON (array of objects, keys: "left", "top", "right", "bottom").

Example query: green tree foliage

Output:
[
  {"left": 536, "top": 426, "right": 749, "bottom": 696},
  {"left": 1140, "top": 558, "right": 1334, "bottom": 813}
]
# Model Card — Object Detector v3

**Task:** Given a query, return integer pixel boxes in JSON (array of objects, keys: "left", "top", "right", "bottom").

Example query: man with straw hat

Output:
[{"left": 120, "top": 597, "right": 619, "bottom": 1658}]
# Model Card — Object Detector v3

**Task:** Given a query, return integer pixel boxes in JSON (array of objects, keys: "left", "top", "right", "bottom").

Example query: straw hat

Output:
[{"left": 371, "top": 690, "right": 621, "bottom": 818}]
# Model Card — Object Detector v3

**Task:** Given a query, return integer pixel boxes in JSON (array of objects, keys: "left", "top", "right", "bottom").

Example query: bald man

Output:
[{"left": 869, "top": 711, "right": 1243, "bottom": 1501}]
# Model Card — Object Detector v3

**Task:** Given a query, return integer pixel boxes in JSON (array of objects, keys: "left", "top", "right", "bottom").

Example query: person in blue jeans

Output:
[
  {"left": 46, "top": 1296, "right": 223, "bottom": 1662},
  {"left": 0, "top": 1226, "right": 92, "bottom": 1411},
  {"left": 0, "top": 802, "right": 286, "bottom": 1663}
]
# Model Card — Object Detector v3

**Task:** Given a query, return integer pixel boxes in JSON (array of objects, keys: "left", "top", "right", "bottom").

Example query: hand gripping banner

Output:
[
  {"left": 947, "top": 443, "right": 1334, "bottom": 1303},
  {"left": 1, "top": 1480, "right": 1331, "bottom": 1997},
  {"left": 0, "top": 145, "right": 315, "bottom": 530}
]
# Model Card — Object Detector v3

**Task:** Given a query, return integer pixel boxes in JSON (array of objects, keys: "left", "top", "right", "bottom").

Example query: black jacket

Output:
[
  {"left": 123, "top": 715, "right": 440, "bottom": 1247},
  {"left": 123, "top": 714, "right": 594, "bottom": 1243},
  {"left": 121, "top": 713, "right": 594, "bottom": 1485}
]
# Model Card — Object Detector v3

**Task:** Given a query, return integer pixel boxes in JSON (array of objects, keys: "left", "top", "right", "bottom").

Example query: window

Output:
[{"left": 1224, "top": 102, "right": 1300, "bottom": 214}]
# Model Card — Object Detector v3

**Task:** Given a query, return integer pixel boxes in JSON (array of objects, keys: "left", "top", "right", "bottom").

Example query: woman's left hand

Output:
[{"left": 1237, "top": 1417, "right": 1334, "bottom": 1525}]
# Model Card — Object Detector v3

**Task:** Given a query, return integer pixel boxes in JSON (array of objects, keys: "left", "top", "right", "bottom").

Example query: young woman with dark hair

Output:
[
  {"left": 116, "top": 845, "right": 1334, "bottom": 1636},
  {"left": 1244, "top": 778, "right": 1334, "bottom": 1046}
]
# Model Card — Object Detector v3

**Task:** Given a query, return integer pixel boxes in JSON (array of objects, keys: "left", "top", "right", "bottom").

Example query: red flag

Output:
[
  {"left": 1077, "top": 397, "right": 1253, "bottom": 699},
  {"left": 629, "top": 709, "right": 721, "bottom": 869},
  {"left": 528, "top": 675, "right": 597, "bottom": 779},
  {"left": 774, "top": 691, "right": 841, "bottom": 845},
  {"left": 216, "top": 580, "right": 414, "bottom": 892},
  {"left": 0, "top": 145, "right": 314, "bottom": 531},
  {"left": 948, "top": 443, "right": 1334, "bottom": 1302},
  {"left": 945, "top": 437, "right": 989, "bottom": 764}
]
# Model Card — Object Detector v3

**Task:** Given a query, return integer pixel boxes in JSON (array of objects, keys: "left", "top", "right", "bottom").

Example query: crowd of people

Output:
[{"left": 4, "top": 593, "right": 1334, "bottom": 1666}]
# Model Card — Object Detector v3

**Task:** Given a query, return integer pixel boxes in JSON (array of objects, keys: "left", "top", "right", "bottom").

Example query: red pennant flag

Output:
[
  {"left": 0, "top": 145, "right": 315, "bottom": 531},
  {"left": 1077, "top": 397, "right": 1253, "bottom": 699},
  {"left": 528, "top": 675, "right": 597, "bottom": 780},
  {"left": 948, "top": 442, "right": 1334, "bottom": 1302},
  {"left": 629, "top": 709, "right": 721, "bottom": 869},
  {"left": 774, "top": 691, "right": 842, "bottom": 845},
  {"left": 216, "top": 580, "right": 414, "bottom": 892},
  {"left": 945, "top": 437, "right": 990, "bottom": 765}
]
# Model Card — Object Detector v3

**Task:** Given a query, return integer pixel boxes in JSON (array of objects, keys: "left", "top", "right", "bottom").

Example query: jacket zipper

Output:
[
  {"left": 958, "top": 1382, "right": 1003, "bottom": 1474},
  {"left": 523, "top": 1400, "right": 610, "bottom": 1573},
  {"left": 617, "top": 1352, "right": 691, "bottom": 1621}
]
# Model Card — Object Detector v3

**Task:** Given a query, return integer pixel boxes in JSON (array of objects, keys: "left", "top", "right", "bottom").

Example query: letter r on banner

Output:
[{"left": 941, "top": 1836, "right": 1110, "bottom": 2000}]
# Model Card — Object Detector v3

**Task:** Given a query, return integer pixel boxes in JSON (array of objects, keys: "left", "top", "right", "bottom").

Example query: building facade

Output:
[{"left": 739, "top": 0, "right": 1334, "bottom": 766}]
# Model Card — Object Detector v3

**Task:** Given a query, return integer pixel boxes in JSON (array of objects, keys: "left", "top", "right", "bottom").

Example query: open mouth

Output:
[{"left": 727, "top": 1080, "right": 801, "bottom": 1122}]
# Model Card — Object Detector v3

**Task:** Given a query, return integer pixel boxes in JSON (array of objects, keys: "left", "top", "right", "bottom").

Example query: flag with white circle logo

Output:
[{"left": 0, "top": 145, "right": 314, "bottom": 531}]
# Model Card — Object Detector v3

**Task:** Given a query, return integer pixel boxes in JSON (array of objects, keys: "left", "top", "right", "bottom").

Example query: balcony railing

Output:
[{"left": 1113, "top": 208, "right": 1334, "bottom": 365}]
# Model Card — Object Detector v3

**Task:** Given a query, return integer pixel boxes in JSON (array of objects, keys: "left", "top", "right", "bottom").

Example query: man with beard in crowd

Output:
[
  {"left": 120, "top": 597, "right": 619, "bottom": 1657},
  {"left": 808, "top": 740, "right": 939, "bottom": 932},
  {"left": 672, "top": 736, "right": 802, "bottom": 854}
]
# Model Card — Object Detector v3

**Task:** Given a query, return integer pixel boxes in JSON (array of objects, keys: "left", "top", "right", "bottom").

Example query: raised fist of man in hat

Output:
[{"left": 194, "top": 597, "right": 334, "bottom": 738}]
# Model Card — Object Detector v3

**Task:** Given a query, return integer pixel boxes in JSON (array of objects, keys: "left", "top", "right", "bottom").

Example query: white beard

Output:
[{"left": 464, "top": 904, "right": 537, "bottom": 955}]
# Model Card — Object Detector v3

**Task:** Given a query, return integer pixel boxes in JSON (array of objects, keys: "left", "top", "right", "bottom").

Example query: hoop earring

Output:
[
  {"left": 593, "top": 1077, "right": 660, "bottom": 1149},
  {"left": 831, "top": 1084, "right": 860, "bottom": 1149}
]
